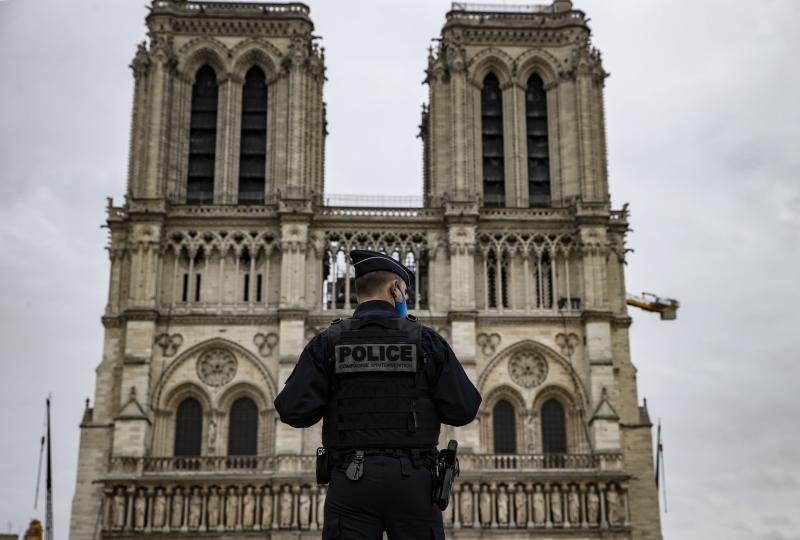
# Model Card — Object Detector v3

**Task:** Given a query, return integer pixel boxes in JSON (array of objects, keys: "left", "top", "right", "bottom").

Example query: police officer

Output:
[{"left": 274, "top": 249, "right": 482, "bottom": 539}]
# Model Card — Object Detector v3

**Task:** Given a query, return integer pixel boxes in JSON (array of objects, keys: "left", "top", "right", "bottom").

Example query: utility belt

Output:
[{"left": 316, "top": 440, "right": 459, "bottom": 511}]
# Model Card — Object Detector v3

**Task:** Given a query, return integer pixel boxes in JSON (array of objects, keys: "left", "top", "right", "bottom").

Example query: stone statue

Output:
[
  {"left": 279, "top": 487, "right": 293, "bottom": 528},
  {"left": 298, "top": 489, "right": 311, "bottom": 529},
  {"left": 188, "top": 487, "right": 202, "bottom": 528},
  {"left": 550, "top": 485, "right": 563, "bottom": 524},
  {"left": 262, "top": 487, "right": 274, "bottom": 528},
  {"left": 225, "top": 487, "right": 239, "bottom": 529},
  {"left": 587, "top": 486, "right": 600, "bottom": 525},
  {"left": 171, "top": 489, "right": 184, "bottom": 528},
  {"left": 152, "top": 488, "right": 167, "bottom": 529},
  {"left": 459, "top": 486, "right": 473, "bottom": 526},
  {"left": 242, "top": 486, "right": 256, "bottom": 528},
  {"left": 134, "top": 491, "right": 147, "bottom": 529},
  {"left": 112, "top": 489, "right": 126, "bottom": 529},
  {"left": 478, "top": 485, "right": 491, "bottom": 526},
  {"left": 514, "top": 486, "right": 527, "bottom": 527},
  {"left": 208, "top": 417, "right": 217, "bottom": 453},
  {"left": 532, "top": 485, "right": 545, "bottom": 525},
  {"left": 315, "top": 487, "right": 326, "bottom": 529},
  {"left": 207, "top": 487, "right": 220, "bottom": 529},
  {"left": 607, "top": 486, "right": 623, "bottom": 526},
  {"left": 496, "top": 486, "right": 508, "bottom": 525},
  {"left": 525, "top": 412, "right": 536, "bottom": 453},
  {"left": 568, "top": 487, "right": 580, "bottom": 525}
]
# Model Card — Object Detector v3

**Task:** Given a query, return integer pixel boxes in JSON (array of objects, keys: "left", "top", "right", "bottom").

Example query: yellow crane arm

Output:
[{"left": 626, "top": 291, "right": 680, "bottom": 320}]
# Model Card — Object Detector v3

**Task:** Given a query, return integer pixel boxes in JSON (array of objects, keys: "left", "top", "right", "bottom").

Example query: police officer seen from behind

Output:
[{"left": 274, "top": 250, "right": 482, "bottom": 539}]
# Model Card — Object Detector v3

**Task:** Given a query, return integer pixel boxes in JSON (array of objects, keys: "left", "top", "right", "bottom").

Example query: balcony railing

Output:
[{"left": 109, "top": 453, "right": 621, "bottom": 476}]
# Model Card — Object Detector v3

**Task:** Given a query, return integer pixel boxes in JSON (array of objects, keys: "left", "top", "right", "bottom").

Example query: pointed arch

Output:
[
  {"left": 152, "top": 337, "right": 278, "bottom": 411},
  {"left": 477, "top": 339, "right": 589, "bottom": 410},
  {"left": 178, "top": 38, "right": 230, "bottom": 79},
  {"left": 515, "top": 48, "right": 561, "bottom": 88},
  {"left": 230, "top": 39, "right": 282, "bottom": 82},
  {"left": 469, "top": 48, "right": 515, "bottom": 87}
]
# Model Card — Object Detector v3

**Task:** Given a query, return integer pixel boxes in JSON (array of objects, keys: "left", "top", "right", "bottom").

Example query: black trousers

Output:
[{"left": 322, "top": 454, "right": 445, "bottom": 540}]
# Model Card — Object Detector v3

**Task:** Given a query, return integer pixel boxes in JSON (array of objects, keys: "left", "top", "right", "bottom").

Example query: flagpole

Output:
[{"left": 45, "top": 397, "right": 54, "bottom": 540}]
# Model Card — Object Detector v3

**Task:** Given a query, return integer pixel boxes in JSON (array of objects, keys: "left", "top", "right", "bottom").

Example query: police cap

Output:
[{"left": 349, "top": 250, "right": 415, "bottom": 288}]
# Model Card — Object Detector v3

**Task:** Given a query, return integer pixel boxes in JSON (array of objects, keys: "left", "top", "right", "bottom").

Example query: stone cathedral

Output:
[{"left": 69, "top": 1, "right": 663, "bottom": 539}]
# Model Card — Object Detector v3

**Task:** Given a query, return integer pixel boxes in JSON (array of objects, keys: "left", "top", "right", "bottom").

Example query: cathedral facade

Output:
[{"left": 69, "top": 1, "right": 663, "bottom": 538}]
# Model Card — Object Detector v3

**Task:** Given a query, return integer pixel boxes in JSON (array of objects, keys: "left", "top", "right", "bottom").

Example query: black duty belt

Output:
[{"left": 330, "top": 447, "right": 437, "bottom": 466}]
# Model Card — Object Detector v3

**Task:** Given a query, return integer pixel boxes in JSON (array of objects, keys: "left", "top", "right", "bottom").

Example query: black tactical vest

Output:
[{"left": 322, "top": 315, "right": 441, "bottom": 449}]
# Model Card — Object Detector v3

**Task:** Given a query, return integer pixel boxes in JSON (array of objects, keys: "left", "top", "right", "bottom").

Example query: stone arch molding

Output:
[
  {"left": 469, "top": 48, "right": 515, "bottom": 87},
  {"left": 177, "top": 38, "right": 231, "bottom": 80},
  {"left": 152, "top": 337, "right": 277, "bottom": 412},
  {"left": 230, "top": 38, "right": 283, "bottom": 82},
  {"left": 514, "top": 48, "right": 561, "bottom": 87},
  {"left": 477, "top": 339, "right": 589, "bottom": 411}
]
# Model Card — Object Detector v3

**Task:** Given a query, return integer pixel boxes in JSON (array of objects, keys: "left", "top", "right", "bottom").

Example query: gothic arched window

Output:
[
  {"left": 541, "top": 398, "right": 567, "bottom": 454},
  {"left": 174, "top": 397, "right": 202, "bottom": 457},
  {"left": 228, "top": 397, "right": 258, "bottom": 455},
  {"left": 238, "top": 66, "right": 267, "bottom": 204},
  {"left": 492, "top": 399, "right": 516, "bottom": 454},
  {"left": 526, "top": 74, "right": 550, "bottom": 207},
  {"left": 481, "top": 73, "right": 505, "bottom": 208},
  {"left": 187, "top": 65, "right": 218, "bottom": 204}
]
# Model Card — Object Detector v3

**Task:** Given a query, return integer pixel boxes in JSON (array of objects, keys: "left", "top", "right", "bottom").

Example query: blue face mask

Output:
[{"left": 394, "top": 286, "right": 409, "bottom": 316}]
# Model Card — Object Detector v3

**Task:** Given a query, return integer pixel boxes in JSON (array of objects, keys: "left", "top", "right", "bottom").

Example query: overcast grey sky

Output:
[{"left": 0, "top": 0, "right": 798, "bottom": 538}]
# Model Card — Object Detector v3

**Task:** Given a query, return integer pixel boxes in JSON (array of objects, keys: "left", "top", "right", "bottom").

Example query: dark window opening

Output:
[
  {"left": 492, "top": 399, "right": 516, "bottom": 454},
  {"left": 256, "top": 273, "right": 263, "bottom": 303},
  {"left": 526, "top": 74, "right": 550, "bottom": 207},
  {"left": 228, "top": 397, "right": 258, "bottom": 455},
  {"left": 194, "top": 273, "right": 201, "bottom": 302},
  {"left": 243, "top": 273, "right": 250, "bottom": 302},
  {"left": 239, "top": 67, "right": 267, "bottom": 204},
  {"left": 542, "top": 399, "right": 567, "bottom": 454},
  {"left": 174, "top": 397, "right": 202, "bottom": 457},
  {"left": 487, "top": 251, "right": 498, "bottom": 309},
  {"left": 187, "top": 65, "right": 218, "bottom": 204},
  {"left": 181, "top": 273, "right": 189, "bottom": 302},
  {"left": 482, "top": 73, "right": 505, "bottom": 208}
]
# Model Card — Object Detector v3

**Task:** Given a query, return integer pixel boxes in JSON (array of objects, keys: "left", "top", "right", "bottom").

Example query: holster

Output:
[
  {"left": 316, "top": 447, "right": 330, "bottom": 485},
  {"left": 432, "top": 440, "right": 459, "bottom": 510}
]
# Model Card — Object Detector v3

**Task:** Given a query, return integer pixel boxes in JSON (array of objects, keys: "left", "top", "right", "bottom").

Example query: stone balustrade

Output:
[
  {"left": 100, "top": 477, "right": 629, "bottom": 534},
  {"left": 109, "top": 453, "right": 622, "bottom": 476}
]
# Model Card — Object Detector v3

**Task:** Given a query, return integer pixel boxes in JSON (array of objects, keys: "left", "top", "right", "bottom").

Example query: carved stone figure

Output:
[
  {"left": 607, "top": 486, "right": 623, "bottom": 526},
  {"left": 171, "top": 489, "right": 184, "bottom": 528},
  {"left": 532, "top": 485, "right": 545, "bottom": 525},
  {"left": 112, "top": 489, "right": 126, "bottom": 529},
  {"left": 207, "top": 487, "right": 220, "bottom": 529},
  {"left": 262, "top": 487, "right": 274, "bottom": 528},
  {"left": 459, "top": 486, "right": 473, "bottom": 526},
  {"left": 568, "top": 487, "right": 580, "bottom": 525},
  {"left": 188, "top": 487, "right": 202, "bottom": 528},
  {"left": 479, "top": 485, "right": 491, "bottom": 525},
  {"left": 298, "top": 489, "right": 311, "bottom": 529},
  {"left": 225, "top": 487, "right": 239, "bottom": 528},
  {"left": 207, "top": 417, "right": 218, "bottom": 453},
  {"left": 496, "top": 485, "right": 509, "bottom": 525},
  {"left": 152, "top": 488, "right": 167, "bottom": 529},
  {"left": 242, "top": 486, "right": 256, "bottom": 528},
  {"left": 550, "top": 486, "right": 563, "bottom": 524},
  {"left": 279, "top": 487, "right": 293, "bottom": 528},
  {"left": 134, "top": 491, "right": 147, "bottom": 529},
  {"left": 316, "top": 487, "right": 326, "bottom": 528},
  {"left": 587, "top": 486, "right": 600, "bottom": 525},
  {"left": 514, "top": 486, "right": 527, "bottom": 527}
]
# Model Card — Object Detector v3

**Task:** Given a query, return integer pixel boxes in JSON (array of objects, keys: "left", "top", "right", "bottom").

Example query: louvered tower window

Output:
[
  {"left": 228, "top": 397, "right": 258, "bottom": 455},
  {"left": 239, "top": 66, "right": 267, "bottom": 204},
  {"left": 174, "top": 397, "right": 202, "bottom": 456},
  {"left": 481, "top": 73, "right": 505, "bottom": 208},
  {"left": 541, "top": 399, "right": 567, "bottom": 454},
  {"left": 187, "top": 65, "right": 218, "bottom": 204},
  {"left": 492, "top": 399, "right": 516, "bottom": 454},
  {"left": 526, "top": 74, "right": 550, "bottom": 207}
]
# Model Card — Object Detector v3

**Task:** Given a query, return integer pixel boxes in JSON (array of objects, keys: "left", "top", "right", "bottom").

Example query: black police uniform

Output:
[{"left": 274, "top": 253, "right": 482, "bottom": 540}]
